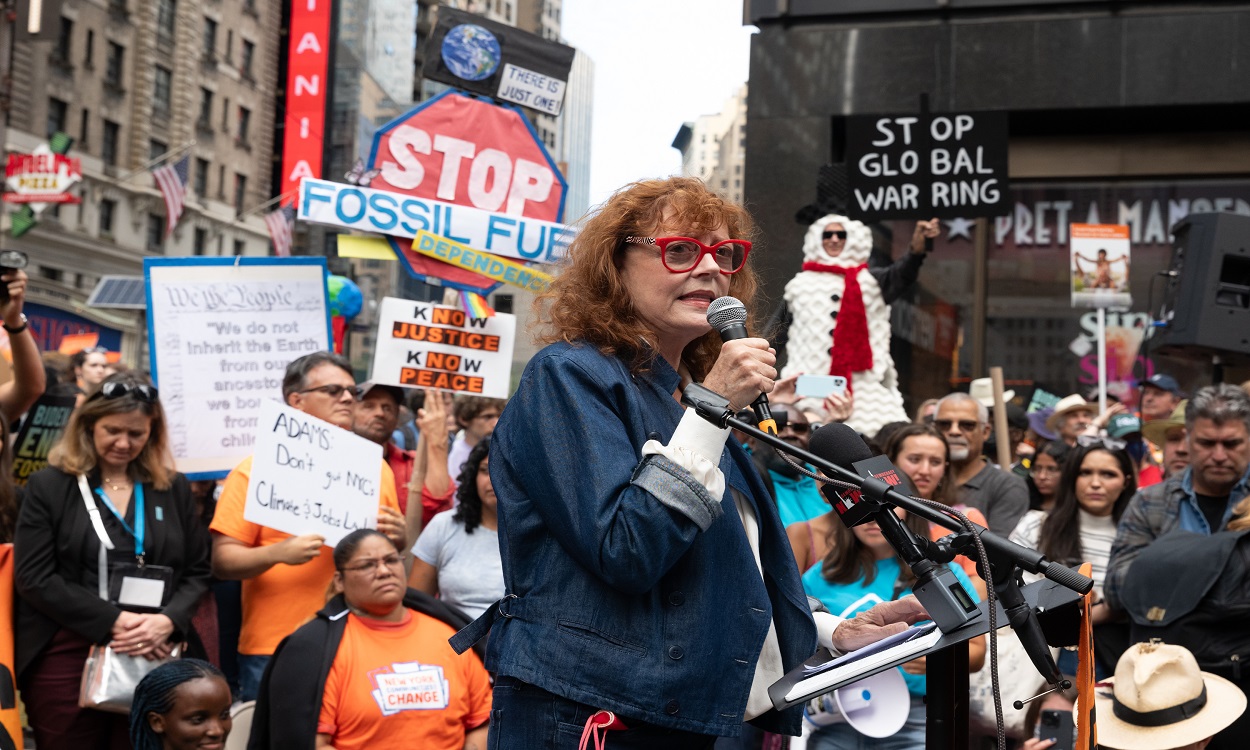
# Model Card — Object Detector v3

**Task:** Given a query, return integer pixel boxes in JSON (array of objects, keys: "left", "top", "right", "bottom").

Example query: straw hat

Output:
[
  {"left": 1142, "top": 400, "right": 1187, "bottom": 446},
  {"left": 1045, "top": 394, "right": 1095, "bottom": 434},
  {"left": 968, "top": 377, "right": 1014, "bottom": 408},
  {"left": 1091, "top": 641, "right": 1246, "bottom": 750}
]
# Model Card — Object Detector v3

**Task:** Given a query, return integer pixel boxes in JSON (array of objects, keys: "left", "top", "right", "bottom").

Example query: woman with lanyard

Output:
[{"left": 14, "top": 373, "right": 210, "bottom": 749}]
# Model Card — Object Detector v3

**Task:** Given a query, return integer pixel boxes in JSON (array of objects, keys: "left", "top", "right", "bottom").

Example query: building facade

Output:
[
  {"left": 744, "top": 1, "right": 1250, "bottom": 410},
  {"left": 674, "top": 84, "right": 747, "bottom": 205},
  {"left": 1, "top": 0, "right": 282, "bottom": 361}
]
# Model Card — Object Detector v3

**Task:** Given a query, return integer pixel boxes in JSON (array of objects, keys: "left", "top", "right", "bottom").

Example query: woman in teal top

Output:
[{"left": 801, "top": 508, "right": 985, "bottom": 749}]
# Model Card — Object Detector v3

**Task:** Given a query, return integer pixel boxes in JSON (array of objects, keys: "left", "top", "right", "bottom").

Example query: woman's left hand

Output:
[
  {"left": 109, "top": 613, "right": 175, "bottom": 656},
  {"left": 770, "top": 374, "right": 800, "bottom": 406}
]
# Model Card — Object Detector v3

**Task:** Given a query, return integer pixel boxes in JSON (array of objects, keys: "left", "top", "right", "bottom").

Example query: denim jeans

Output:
[
  {"left": 487, "top": 676, "right": 719, "bottom": 750},
  {"left": 806, "top": 695, "right": 926, "bottom": 750},
  {"left": 237, "top": 654, "right": 270, "bottom": 703}
]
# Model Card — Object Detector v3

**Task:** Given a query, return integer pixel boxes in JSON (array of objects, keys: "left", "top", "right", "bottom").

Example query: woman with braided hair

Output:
[{"left": 129, "top": 658, "right": 232, "bottom": 750}]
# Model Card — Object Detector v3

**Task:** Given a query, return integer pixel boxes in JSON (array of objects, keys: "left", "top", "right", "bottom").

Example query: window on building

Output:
[
  {"left": 85, "top": 29, "right": 94, "bottom": 67},
  {"left": 735, "top": 164, "right": 741, "bottom": 174},
  {"left": 217, "top": 164, "right": 225, "bottom": 198},
  {"left": 99, "top": 199, "right": 116, "bottom": 236},
  {"left": 157, "top": 0, "right": 176, "bottom": 42},
  {"left": 46, "top": 98, "right": 67, "bottom": 138},
  {"left": 241, "top": 40, "right": 255, "bottom": 79},
  {"left": 194, "top": 227, "right": 208, "bottom": 255},
  {"left": 233, "top": 239, "right": 245, "bottom": 256},
  {"left": 237, "top": 106, "right": 250, "bottom": 144},
  {"left": 221, "top": 97, "right": 230, "bottom": 131},
  {"left": 147, "top": 213, "right": 165, "bottom": 252},
  {"left": 149, "top": 139, "right": 167, "bottom": 161},
  {"left": 233, "top": 173, "right": 247, "bottom": 215},
  {"left": 198, "top": 88, "right": 213, "bottom": 128},
  {"left": 194, "top": 157, "right": 209, "bottom": 197},
  {"left": 153, "top": 66, "right": 172, "bottom": 113},
  {"left": 39, "top": 267, "right": 63, "bottom": 282},
  {"left": 55, "top": 17, "right": 73, "bottom": 63},
  {"left": 203, "top": 17, "right": 217, "bottom": 60},
  {"left": 105, "top": 43, "right": 124, "bottom": 87},
  {"left": 79, "top": 109, "right": 89, "bottom": 147},
  {"left": 102, "top": 120, "right": 120, "bottom": 166},
  {"left": 224, "top": 30, "right": 233, "bottom": 62}
]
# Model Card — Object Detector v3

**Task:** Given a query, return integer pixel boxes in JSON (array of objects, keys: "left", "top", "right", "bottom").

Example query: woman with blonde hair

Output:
[{"left": 14, "top": 372, "right": 209, "bottom": 749}]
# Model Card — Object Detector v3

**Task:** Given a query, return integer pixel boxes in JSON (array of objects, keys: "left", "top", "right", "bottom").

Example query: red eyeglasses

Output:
[{"left": 623, "top": 236, "right": 752, "bottom": 274}]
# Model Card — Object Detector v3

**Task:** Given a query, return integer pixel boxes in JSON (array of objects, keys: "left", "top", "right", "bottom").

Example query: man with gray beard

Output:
[{"left": 934, "top": 392, "right": 1029, "bottom": 536}]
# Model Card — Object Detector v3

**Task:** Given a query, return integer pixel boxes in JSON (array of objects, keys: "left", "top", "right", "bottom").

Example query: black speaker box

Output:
[{"left": 1154, "top": 212, "right": 1250, "bottom": 363}]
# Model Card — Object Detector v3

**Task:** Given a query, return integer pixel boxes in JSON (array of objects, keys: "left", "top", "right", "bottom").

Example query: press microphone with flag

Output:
[
  {"left": 706, "top": 296, "right": 777, "bottom": 434},
  {"left": 807, "top": 422, "right": 981, "bottom": 631}
]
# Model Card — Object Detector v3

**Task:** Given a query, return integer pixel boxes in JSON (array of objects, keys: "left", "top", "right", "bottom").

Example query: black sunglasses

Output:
[
  {"left": 99, "top": 381, "right": 159, "bottom": 403},
  {"left": 822, "top": 231, "right": 848, "bottom": 240},
  {"left": 299, "top": 383, "right": 360, "bottom": 400}
]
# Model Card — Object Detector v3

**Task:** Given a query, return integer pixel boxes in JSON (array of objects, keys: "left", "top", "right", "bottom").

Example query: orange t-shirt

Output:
[
  {"left": 209, "top": 455, "right": 400, "bottom": 655},
  {"left": 929, "top": 506, "right": 989, "bottom": 580},
  {"left": 316, "top": 610, "right": 491, "bottom": 750}
]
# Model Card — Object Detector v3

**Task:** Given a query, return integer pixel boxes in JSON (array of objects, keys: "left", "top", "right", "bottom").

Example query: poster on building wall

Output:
[
  {"left": 145, "top": 257, "right": 331, "bottom": 479},
  {"left": 1070, "top": 223, "right": 1131, "bottom": 308},
  {"left": 845, "top": 110, "right": 1010, "bottom": 221}
]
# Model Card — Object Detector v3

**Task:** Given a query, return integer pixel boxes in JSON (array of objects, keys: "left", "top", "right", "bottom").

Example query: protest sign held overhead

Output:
[
  {"left": 244, "top": 400, "right": 383, "bottom": 548},
  {"left": 298, "top": 178, "right": 573, "bottom": 263},
  {"left": 1070, "top": 223, "right": 1132, "bottom": 309},
  {"left": 360, "top": 90, "right": 567, "bottom": 294},
  {"left": 424, "top": 6, "right": 576, "bottom": 116},
  {"left": 371, "top": 297, "right": 515, "bottom": 399},
  {"left": 11, "top": 392, "right": 76, "bottom": 486},
  {"left": 145, "top": 258, "right": 331, "bottom": 479},
  {"left": 411, "top": 230, "right": 553, "bottom": 293},
  {"left": 846, "top": 110, "right": 1009, "bottom": 222}
]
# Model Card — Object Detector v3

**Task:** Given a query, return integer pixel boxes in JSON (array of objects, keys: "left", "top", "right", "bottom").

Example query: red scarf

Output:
[{"left": 801, "top": 262, "right": 873, "bottom": 384}]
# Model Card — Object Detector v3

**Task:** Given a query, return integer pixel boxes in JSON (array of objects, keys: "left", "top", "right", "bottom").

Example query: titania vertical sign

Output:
[{"left": 280, "top": 0, "right": 333, "bottom": 207}]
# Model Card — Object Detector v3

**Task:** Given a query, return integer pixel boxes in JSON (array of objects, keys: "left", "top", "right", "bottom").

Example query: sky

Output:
[{"left": 561, "top": 0, "right": 757, "bottom": 208}]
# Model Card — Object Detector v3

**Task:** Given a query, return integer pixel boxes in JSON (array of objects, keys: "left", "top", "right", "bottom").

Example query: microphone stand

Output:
[{"left": 682, "top": 384, "right": 1091, "bottom": 749}]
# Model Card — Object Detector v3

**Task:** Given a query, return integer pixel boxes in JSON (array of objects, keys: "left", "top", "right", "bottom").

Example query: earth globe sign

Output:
[{"left": 441, "top": 24, "right": 501, "bottom": 82}]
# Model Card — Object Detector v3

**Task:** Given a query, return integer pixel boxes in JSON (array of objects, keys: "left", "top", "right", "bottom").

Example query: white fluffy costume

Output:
[{"left": 779, "top": 214, "right": 916, "bottom": 436}]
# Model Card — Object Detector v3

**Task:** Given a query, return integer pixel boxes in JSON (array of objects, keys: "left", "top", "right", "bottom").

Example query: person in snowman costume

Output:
[{"left": 777, "top": 215, "right": 939, "bottom": 436}]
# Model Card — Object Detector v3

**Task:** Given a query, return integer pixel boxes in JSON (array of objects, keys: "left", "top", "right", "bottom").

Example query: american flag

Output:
[
  {"left": 264, "top": 205, "right": 297, "bottom": 257},
  {"left": 152, "top": 156, "right": 190, "bottom": 237}
]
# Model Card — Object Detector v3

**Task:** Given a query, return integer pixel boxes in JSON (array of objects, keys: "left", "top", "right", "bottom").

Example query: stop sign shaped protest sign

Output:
[{"left": 366, "top": 92, "right": 566, "bottom": 292}]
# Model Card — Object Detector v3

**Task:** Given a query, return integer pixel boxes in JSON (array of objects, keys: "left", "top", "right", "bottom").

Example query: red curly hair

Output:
[{"left": 534, "top": 177, "right": 760, "bottom": 380}]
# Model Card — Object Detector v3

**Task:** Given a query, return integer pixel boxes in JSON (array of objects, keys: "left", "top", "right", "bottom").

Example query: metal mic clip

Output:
[
  {"left": 1011, "top": 680, "right": 1074, "bottom": 711},
  {"left": 680, "top": 384, "right": 734, "bottom": 428}
]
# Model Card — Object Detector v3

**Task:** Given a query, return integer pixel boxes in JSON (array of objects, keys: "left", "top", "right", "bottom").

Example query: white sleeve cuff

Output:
[
  {"left": 813, "top": 611, "right": 846, "bottom": 655},
  {"left": 641, "top": 407, "right": 731, "bottom": 499}
]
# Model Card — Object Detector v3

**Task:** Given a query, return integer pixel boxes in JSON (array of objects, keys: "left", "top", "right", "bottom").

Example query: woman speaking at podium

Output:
[{"left": 450, "top": 177, "right": 926, "bottom": 748}]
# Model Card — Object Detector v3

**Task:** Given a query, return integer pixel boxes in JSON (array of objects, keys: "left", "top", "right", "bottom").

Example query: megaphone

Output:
[{"left": 802, "top": 667, "right": 910, "bottom": 738}]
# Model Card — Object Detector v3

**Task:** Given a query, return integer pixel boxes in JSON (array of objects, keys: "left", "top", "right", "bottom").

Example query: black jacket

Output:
[
  {"left": 13, "top": 467, "right": 210, "bottom": 682},
  {"left": 248, "top": 589, "right": 478, "bottom": 750}
]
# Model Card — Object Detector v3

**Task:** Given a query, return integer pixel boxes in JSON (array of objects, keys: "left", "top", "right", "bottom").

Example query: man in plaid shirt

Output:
[{"left": 1105, "top": 384, "right": 1250, "bottom": 610}]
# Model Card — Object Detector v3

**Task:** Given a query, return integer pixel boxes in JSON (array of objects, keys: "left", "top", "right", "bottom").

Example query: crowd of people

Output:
[{"left": 1, "top": 176, "right": 1248, "bottom": 750}]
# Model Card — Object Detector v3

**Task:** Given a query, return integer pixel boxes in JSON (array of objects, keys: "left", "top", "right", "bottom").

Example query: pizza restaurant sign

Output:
[{"left": 4, "top": 152, "right": 81, "bottom": 205}]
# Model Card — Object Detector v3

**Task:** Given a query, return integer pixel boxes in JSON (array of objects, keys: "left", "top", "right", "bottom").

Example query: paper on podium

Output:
[{"left": 786, "top": 623, "right": 941, "bottom": 703}]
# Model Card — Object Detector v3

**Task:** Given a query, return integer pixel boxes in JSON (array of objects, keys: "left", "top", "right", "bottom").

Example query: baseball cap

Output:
[
  {"left": 1142, "top": 373, "right": 1185, "bottom": 397},
  {"left": 1106, "top": 413, "right": 1142, "bottom": 439},
  {"left": 355, "top": 381, "right": 404, "bottom": 403}
]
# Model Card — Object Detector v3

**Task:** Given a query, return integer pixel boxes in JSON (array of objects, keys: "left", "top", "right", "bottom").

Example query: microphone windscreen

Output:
[
  {"left": 706, "top": 296, "right": 747, "bottom": 332},
  {"left": 808, "top": 421, "right": 873, "bottom": 467}
]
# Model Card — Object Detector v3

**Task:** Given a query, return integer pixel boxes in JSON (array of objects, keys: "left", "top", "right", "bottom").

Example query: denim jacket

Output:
[{"left": 478, "top": 341, "right": 816, "bottom": 737}]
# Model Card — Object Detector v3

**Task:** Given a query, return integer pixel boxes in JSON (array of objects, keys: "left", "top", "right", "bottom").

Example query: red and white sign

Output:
[
  {"left": 367, "top": 92, "right": 565, "bottom": 222},
  {"left": 279, "top": 0, "right": 333, "bottom": 207},
  {"left": 4, "top": 152, "right": 81, "bottom": 204}
]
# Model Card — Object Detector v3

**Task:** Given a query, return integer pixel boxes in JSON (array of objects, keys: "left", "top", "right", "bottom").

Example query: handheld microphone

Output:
[
  {"left": 807, "top": 423, "right": 980, "bottom": 632},
  {"left": 706, "top": 296, "right": 777, "bottom": 434}
]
